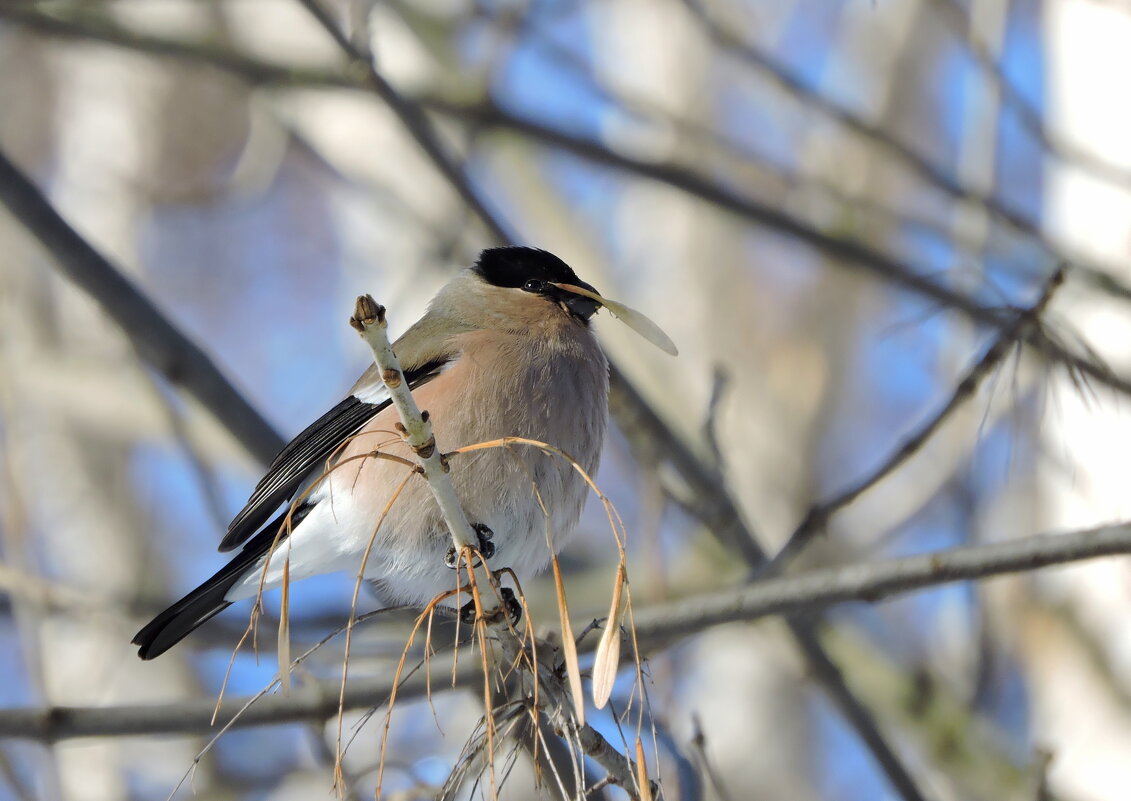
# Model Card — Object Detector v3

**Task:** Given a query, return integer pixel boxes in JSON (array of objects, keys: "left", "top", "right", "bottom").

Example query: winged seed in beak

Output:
[{"left": 552, "top": 282, "right": 678, "bottom": 356}]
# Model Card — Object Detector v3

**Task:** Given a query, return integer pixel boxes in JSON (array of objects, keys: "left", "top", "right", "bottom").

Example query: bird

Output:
[{"left": 132, "top": 247, "right": 611, "bottom": 660}]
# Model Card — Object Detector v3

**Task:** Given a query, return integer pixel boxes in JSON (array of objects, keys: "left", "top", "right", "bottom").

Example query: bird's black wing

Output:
[{"left": 219, "top": 358, "right": 450, "bottom": 552}]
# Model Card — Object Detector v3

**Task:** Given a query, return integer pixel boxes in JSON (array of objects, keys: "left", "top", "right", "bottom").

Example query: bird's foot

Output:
[
  {"left": 459, "top": 587, "right": 522, "bottom": 627},
  {"left": 444, "top": 523, "right": 495, "bottom": 569},
  {"left": 500, "top": 586, "right": 522, "bottom": 625}
]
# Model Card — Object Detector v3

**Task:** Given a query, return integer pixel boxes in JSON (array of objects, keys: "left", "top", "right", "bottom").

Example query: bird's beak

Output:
[{"left": 553, "top": 280, "right": 603, "bottom": 321}]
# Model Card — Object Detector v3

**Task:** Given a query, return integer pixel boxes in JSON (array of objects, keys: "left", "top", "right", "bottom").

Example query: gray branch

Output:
[
  {"left": 0, "top": 668, "right": 453, "bottom": 742},
  {"left": 0, "top": 150, "right": 285, "bottom": 465},
  {"left": 632, "top": 523, "right": 1131, "bottom": 646},
  {"left": 1, "top": 522, "right": 1125, "bottom": 742}
]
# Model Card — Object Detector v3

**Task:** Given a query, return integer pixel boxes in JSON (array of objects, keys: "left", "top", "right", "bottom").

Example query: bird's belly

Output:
[
  {"left": 356, "top": 441, "right": 594, "bottom": 605},
  {"left": 226, "top": 454, "right": 593, "bottom": 606}
]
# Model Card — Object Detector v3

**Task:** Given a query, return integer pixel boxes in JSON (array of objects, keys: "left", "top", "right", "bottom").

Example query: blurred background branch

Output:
[
  {"left": 3, "top": 1, "right": 1131, "bottom": 800},
  {"left": 2, "top": 518, "right": 1127, "bottom": 744}
]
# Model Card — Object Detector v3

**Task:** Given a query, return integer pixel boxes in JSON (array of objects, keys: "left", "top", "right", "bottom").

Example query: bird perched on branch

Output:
[{"left": 132, "top": 247, "right": 615, "bottom": 660}]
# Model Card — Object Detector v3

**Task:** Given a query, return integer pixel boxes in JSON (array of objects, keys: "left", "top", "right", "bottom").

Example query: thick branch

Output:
[
  {"left": 0, "top": 669, "right": 449, "bottom": 742},
  {"left": 631, "top": 523, "right": 1131, "bottom": 646},
  {"left": 3, "top": 522, "right": 1125, "bottom": 743}
]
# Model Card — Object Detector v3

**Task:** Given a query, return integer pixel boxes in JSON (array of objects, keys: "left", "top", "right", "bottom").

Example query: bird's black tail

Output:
[
  {"left": 132, "top": 510, "right": 295, "bottom": 660},
  {"left": 132, "top": 578, "right": 235, "bottom": 660}
]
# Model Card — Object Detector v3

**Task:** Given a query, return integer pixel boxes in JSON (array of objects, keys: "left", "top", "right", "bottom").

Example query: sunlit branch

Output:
[
  {"left": 348, "top": 297, "right": 478, "bottom": 552},
  {"left": 632, "top": 522, "right": 1131, "bottom": 647}
]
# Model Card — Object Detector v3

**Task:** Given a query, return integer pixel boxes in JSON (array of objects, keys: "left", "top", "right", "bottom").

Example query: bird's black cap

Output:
[{"left": 474, "top": 247, "right": 589, "bottom": 291}]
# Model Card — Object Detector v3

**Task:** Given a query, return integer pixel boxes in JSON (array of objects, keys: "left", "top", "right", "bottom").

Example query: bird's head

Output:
[
  {"left": 438, "top": 246, "right": 677, "bottom": 354},
  {"left": 472, "top": 247, "right": 603, "bottom": 323}
]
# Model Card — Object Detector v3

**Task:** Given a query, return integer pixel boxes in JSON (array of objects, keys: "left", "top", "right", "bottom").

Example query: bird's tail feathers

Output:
[{"left": 132, "top": 511, "right": 294, "bottom": 660}]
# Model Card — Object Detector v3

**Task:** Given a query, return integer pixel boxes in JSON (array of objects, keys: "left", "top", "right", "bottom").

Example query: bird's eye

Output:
[{"left": 523, "top": 279, "right": 545, "bottom": 293}]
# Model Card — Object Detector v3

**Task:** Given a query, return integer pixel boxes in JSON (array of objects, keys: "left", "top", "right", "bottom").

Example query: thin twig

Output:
[
  {"left": 293, "top": 0, "right": 513, "bottom": 245},
  {"left": 499, "top": 631, "right": 642, "bottom": 797},
  {"left": 769, "top": 265, "right": 1066, "bottom": 570}
]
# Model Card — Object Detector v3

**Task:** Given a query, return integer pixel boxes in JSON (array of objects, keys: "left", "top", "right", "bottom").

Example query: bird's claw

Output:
[
  {"left": 444, "top": 523, "right": 495, "bottom": 569},
  {"left": 474, "top": 523, "right": 496, "bottom": 558},
  {"left": 459, "top": 587, "right": 522, "bottom": 627},
  {"left": 500, "top": 586, "right": 522, "bottom": 625}
]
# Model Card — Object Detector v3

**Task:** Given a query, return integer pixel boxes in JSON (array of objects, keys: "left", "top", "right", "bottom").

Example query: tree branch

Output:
[
  {"left": 348, "top": 297, "right": 478, "bottom": 551},
  {"left": 0, "top": 668, "right": 451, "bottom": 742},
  {"left": 3, "top": 521, "right": 1125, "bottom": 743},
  {"left": 631, "top": 523, "right": 1131, "bottom": 647},
  {"left": 293, "top": 0, "right": 513, "bottom": 245},
  {"left": 0, "top": 149, "right": 285, "bottom": 465},
  {"left": 769, "top": 265, "right": 1066, "bottom": 569}
]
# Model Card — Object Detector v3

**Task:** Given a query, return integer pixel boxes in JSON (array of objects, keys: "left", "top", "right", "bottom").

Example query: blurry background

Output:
[{"left": 2, "top": 0, "right": 1131, "bottom": 799}]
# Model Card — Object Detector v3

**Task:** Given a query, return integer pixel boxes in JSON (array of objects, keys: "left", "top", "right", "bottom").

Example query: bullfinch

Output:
[{"left": 132, "top": 247, "right": 612, "bottom": 659}]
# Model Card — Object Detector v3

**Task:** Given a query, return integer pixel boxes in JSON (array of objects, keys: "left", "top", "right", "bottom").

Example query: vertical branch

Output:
[{"left": 347, "top": 295, "right": 478, "bottom": 552}]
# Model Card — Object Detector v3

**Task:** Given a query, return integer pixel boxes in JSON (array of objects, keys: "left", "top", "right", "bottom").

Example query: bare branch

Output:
[
  {"left": 0, "top": 669, "right": 454, "bottom": 742},
  {"left": 4, "top": 521, "right": 1125, "bottom": 744},
  {"left": 631, "top": 523, "right": 1131, "bottom": 646},
  {"left": 0, "top": 149, "right": 284, "bottom": 465},
  {"left": 349, "top": 296, "right": 478, "bottom": 551},
  {"left": 770, "top": 265, "right": 1067, "bottom": 569},
  {"left": 293, "top": 0, "right": 513, "bottom": 245}
]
